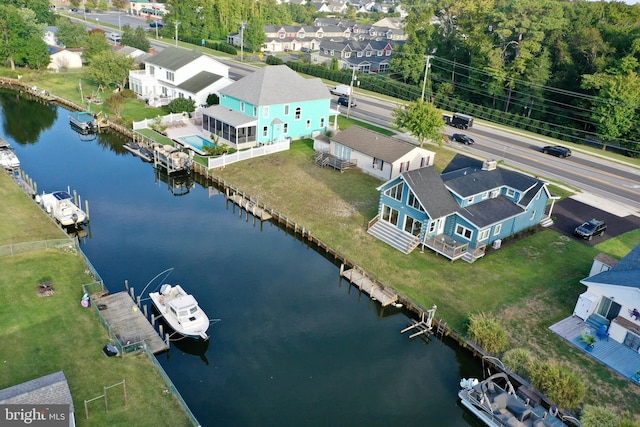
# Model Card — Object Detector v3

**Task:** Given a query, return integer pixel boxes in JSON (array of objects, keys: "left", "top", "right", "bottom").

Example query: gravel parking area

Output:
[{"left": 549, "top": 198, "right": 640, "bottom": 246}]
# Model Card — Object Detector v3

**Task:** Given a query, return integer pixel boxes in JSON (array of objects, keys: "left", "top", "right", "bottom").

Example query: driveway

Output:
[{"left": 549, "top": 198, "right": 640, "bottom": 246}]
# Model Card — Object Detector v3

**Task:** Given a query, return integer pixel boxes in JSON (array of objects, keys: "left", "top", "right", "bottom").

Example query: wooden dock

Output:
[
  {"left": 227, "top": 192, "right": 273, "bottom": 221},
  {"left": 92, "top": 291, "right": 169, "bottom": 354},
  {"left": 340, "top": 265, "right": 399, "bottom": 307},
  {"left": 401, "top": 305, "right": 438, "bottom": 339}
]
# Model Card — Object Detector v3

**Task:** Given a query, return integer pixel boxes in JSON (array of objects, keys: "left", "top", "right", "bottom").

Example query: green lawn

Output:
[{"left": 0, "top": 173, "right": 193, "bottom": 427}]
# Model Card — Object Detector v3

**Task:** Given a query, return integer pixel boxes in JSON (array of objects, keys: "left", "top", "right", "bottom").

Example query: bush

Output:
[
  {"left": 266, "top": 55, "right": 283, "bottom": 65},
  {"left": 502, "top": 348, "right": 534, "bottom": 379},
  {"left": 120, "top": 89, "right": 136, "bottom": 99},
  {"left": 529, "top": 360, "right": 586, "bottom": 410},
  {"left": 166, "top": 98, "right": 195, "bottom": 114},
  {"left": 580, "top": 405, "right": 618, "bottom": 427},
  {"left": 467, "top": 312, "right": 509, "bottom": 355}
]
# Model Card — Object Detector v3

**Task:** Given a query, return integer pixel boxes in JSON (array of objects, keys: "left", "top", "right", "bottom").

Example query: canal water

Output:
[{"left": 1, "top": 91, "right": 485, "bottom": 426}]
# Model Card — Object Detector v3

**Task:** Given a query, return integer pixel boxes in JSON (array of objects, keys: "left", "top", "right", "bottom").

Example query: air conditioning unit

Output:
[{"left": 492, "top": 239, "right": 502, "bottom": 250}]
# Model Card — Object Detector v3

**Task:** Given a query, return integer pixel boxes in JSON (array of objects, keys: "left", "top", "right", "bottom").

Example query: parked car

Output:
[
  {"left": 451, "top": 133, "right": 474, "bottom": 145},
  {"left": 300, "top": 47, "right": 311, "bottom": 53},
  {"left": 107, "top": 33, "right": 122, "bottom": 43},
  {"left": 541, "top": 145, "right": 571, "bottom": 158},
  {"left": 574, "top": 219, "right": 607, "bottom": 240},
  {"left": 337, "top": 96, "right": 356, "bottom": 107},
  {"left": 70, "top": 7, "right": 78, "bottom": 12},
  {"left": 149, "top": 22, "right": 164, "bottom": 28}
]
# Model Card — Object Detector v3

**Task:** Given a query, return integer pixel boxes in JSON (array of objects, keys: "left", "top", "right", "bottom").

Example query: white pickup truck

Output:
[{"left": 330, "top": 84, "right": 351, "bottom": 97}]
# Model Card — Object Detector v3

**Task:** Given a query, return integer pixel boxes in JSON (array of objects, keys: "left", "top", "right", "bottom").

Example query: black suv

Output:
[
  {"left": 574, "top": 219, "right": 607, "bottom": 240},
  {"left": 451, "top": 133, "right": 474, "bottom": 145},
  {"left": 337, "top": 96, "right": 356, "bottom": 107},
  {"left": 542, "top": 145, "right": 571, "bottom": 158}
]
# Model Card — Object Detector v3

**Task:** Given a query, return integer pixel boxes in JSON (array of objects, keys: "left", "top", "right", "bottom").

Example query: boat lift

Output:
[{"left": 401, "top": 305, "right": 437, "bottom": 339}]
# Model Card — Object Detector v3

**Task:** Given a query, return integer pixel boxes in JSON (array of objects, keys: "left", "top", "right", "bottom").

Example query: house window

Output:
[
  {"left": 306, "top": 119, "right": 311, "bottom": 129},
  {"left": 262, "top": 126, "right": 268, "bottom": 137},
  {"left": 345, "top": 52, "right": 351, "bottom": 58},
  {"left": 506, "top": 188, "right": 515, "bottom": 197},
  {"left": 149, "top": 65, "right": 155, "bottom": 76},
  {"left": 240, "top": 102, "right": 245, "bottom": 112},
  {"left": 284, "top": 104, "right": 289, "bottom": 115},
  {"left": 263, "top": 106, "right": 269, "bottom": 118},
  {"left": 455, "top": 224, "right": 473, "bottom": 240},
  {"left": 404, "top": 216, "right": 421, "bottom": 236},
  {"left": 377, "top": 50, "right": 383, "bottom": 56},
  {"left": 382, "top": 205, "right": 399, "bottom": 226},
  {"left": 597, "top": 297, "right": 621, "bottom": 321},
  {"left": 407, "top": 191, "right": 423, "bottom": 211},
  {"left": 420, "top": 156, "right": 430, "bottom": 167},
  {"left": 466, "top": 196, "right": 474, "bottom": 204},
  {"left": 253, "top": 106, "right": 257, "bottom": 116},
  {"left": 330, "top": 50, "right": 335, "bottom": 57},
  {"left": 428, "top": 221, "right": 436, "bottom": 233},
  {"left": 478, "top": 229, "right": 490, "bottom": 241},
  {"left": 399, "top": 161, "right": 409, "bottom": 173},
  {"left": 166, "top": 71, "right": 174, "bottom": 82},
  {"left": 320, "top": 117, "right": 325, "bottom": 128},
  {"left": 283, "top": 123, "right": 288, "bottom": 134},
  {"left": 279, "top": 33, "right": 285, "bottom": 39},
  {"left": 295, "top": 107, "right": 301, "bottom": 119},
  {"left": 494, "top": 224, "right": 502, "bottom": 236},
  {"left": 384, "top": 183, "right": 403, "bottom": 201},
  {"left": 385, "top": 50, "right": 391, "bottom": 56},
  {"left": 366, "top": 51, "right": 372, "bottom": 57},
  {"left": 178, "top": 93, "right": 184, "bottom": 98},
  {"left": 482, "top": 192, "right": 489, "bottom": 200},
  {"left": 530, "top": 209, "right": 536, "bottom": 220},
  {"left": 357, "top": 52, "right": 362, "bottom": 57},
  {"left": 373, "top": 158, "right": 384, "bottom": 170}
]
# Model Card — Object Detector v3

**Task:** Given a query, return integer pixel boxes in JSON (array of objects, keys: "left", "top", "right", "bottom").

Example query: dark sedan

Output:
[
  {"left": 542, "top": 145, "right": 571, "bottom": 158},
  {"left": 451, "top": 133, "right": 475, "bottom": 145}
]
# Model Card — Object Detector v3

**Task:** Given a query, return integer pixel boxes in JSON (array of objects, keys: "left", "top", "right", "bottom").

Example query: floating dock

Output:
[
  {"left": 340, "top": 265, "right": 399, "bottom": 307},
  {"left": 92, "top": 291, "right": 169, "bottom": 354}
]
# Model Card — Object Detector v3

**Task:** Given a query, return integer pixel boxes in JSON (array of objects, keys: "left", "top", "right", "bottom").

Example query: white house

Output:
[
  {"left": 574, "top": 244, "right": 640, "bottom": 351},
  {"left": 314, "top": 125, "right": 435, "bottom": 180},
  {"left": 47, "top": 46, "right": 83, "bottom": 72},
  {"left": 128, "top": 47, "right": 233, "bottom": 108}
]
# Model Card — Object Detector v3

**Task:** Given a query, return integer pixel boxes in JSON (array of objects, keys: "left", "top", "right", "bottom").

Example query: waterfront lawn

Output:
[
  {"left": 213, "top": 137, "right": 640, "bottom": 417},
  {"left": 0, "top": 250, "right": 193, "bottom": 427},
  {"left": 0, "top": 173, "right": 67, "bottom": 245}
]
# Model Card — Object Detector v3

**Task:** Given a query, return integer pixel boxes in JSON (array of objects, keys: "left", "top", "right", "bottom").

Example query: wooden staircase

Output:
[{"left": 367, "top": 219, "right": 420, "bottom": 254}]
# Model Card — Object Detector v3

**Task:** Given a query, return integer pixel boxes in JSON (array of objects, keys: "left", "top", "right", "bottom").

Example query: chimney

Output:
[
  {"left": 149, "top": 47, "right": 155, "bottom": 54},
  {"left": 482, "top": 159, "right": 497, "bottom": 171}
]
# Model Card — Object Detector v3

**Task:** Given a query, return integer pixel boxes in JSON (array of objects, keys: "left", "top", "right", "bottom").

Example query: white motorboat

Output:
[
  {"left": 0, "top": 137, "right": 20, "bottom": 170},
  {"left": 458, "top": 373, "right": 580, "bottom": 427},
  {"left": 35, "top": 191, "right": 87, "bottom": 227},
  {"left": 149, "top": 284, "right": 210, "bottom": 340}
]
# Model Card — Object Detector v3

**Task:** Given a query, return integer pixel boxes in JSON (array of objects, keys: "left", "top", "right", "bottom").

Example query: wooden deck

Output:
[
  {"left": 227, "top": 193, "right": 273, "bottom": 221},
  {"left": 340, "top": 267, "right": 398, "bottom": 307},
  {"left": 92, "top": 291, "right": 169, "bottom": 354},
  {"left": 549, "top": 315, "right": 640, "bottom": 383}
]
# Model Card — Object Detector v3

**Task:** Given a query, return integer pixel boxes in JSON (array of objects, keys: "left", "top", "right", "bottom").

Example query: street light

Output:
[
  {"left": 421, "top": 55, "right": 433, "bottom": 102},
  {"left": 174, "top": 21, "right": 180, "bottom": 47}
]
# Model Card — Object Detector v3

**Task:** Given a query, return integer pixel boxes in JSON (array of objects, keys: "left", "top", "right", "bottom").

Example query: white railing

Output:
[
  {"left": 132, "top": 112, "right": 189, "bottom": 130},
  {"left": 207, "top": 140, "right": 291, "bottom": 169}
]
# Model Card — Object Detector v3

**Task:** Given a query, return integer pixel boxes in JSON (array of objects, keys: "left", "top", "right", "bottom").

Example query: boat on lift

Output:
[{"left": 149, "top": 284, "right": 210, "bottom": 340}]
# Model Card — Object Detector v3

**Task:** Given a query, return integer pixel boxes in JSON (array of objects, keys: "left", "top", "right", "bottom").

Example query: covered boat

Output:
[
  {"left": 458, "top": 373, "right": 580, "bottom": 427},
  {"left": 0, "top": 137, "right": 20, "bottom": 170},
  {"left": 149, "top": 284, "right": 209, "bottom": 340},
  {"left": 36, "top": 190, "right": 87, "bottom": 227}
]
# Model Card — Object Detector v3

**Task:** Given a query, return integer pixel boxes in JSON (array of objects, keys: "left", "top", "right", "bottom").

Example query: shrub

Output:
[
  {"left": 467, "top": 312, "right": 509, "bottom": 355},
  {"left": 120, "top": 89, "right": 136, "bottom": 99},
  {"left": 529, "top": 360, "right": 586, "bottom": 410},
  {"left": 580, "top": 405, "right": 618, "bottom": 427},
  {"left": 266, "top": 55, "right": 283, "bottom": 65},
  {"left": 166, "top": 98, "right": 195, "bottom": 114},
  {"left": 502, "top": 348, "right": 534, "bottom": 379}
]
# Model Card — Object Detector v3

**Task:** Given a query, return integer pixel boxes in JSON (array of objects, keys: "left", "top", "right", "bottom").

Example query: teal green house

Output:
[{"left": 201, "top": 65, "right": 331, "bottom": 149}]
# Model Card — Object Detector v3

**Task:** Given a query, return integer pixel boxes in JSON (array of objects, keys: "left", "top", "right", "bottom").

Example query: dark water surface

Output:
[{"left": 1, "top": 91, "right": 484, "bottom": 426}]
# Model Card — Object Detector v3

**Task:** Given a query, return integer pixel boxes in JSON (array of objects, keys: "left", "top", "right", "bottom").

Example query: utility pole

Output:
[
  {"left": 421, "top": 55, "right": 433, "bottom": 102},
  {"left": 174, "top": 21, "right": 180, "bottom": 47},
  {"left": 240, "top": 22, "right": 246, "bottom": 61},
  {"left": 347, "top": 66, "right": 357, "bottom": 119}
]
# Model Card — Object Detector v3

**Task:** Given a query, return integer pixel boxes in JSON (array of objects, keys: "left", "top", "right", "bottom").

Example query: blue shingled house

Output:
[
  {"left": 367, "top": 154, "right": 554, "bottom": 261},
  {"left": 201, "top": 65, "right": 331, "bottom": 149}
]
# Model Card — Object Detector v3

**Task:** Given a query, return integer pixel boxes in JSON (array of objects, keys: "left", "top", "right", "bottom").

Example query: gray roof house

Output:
[
  {"left": 0, "top": 371, "right": 75, "bottom": 426},
  {"left": 128, "top": 47, "right": 233, "bottom": 108},
  {"left": 314, "top": 125, "right": 435, "bottom": 180}
]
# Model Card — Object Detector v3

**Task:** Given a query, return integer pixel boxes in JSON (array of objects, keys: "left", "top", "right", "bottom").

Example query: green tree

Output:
[
  {"left": 105, "top": 94, "right": 125, "bottom": 119},
  {"left": 0, "top": 5, "right": 48, "bottom": 69},
  {"left": 84, "top": 31, "right": 111, "bottom": 63},
  {"left": 111, "top": 0, "right": 127, "bottom": 9},
  {"left": 121, "top": 25, "right": 150, "bottom": 52},
  {"left": 392, "top": 100, "right": 445, "bottom": 146},
  {"left": 582, "top": 56, "right": 640, "bottom": 152},
  {"left": 87, "top": 50, "right": 135, "bottom": 90},
  {"left": 166, "top": 98, "right": 196, "bottom": 114},
  {"left": 244, "top": 16, "right": 265, "bottom": 51},
  {"left": 55, "top": 17, "right": 88, "bottom": 48}
]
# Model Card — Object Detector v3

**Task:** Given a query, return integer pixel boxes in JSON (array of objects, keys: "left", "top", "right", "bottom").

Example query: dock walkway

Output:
[
  {"left": 227, "top": 193, "right": 273, "bottom": 221},
  {"left": 92, "top": 291, "right": 169, "bottom": 354},
  {"left": 340, "top": 266, "right": 398, "bottom": 307}
]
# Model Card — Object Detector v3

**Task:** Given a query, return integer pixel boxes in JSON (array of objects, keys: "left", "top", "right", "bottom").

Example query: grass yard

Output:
[
  {"left": 213, "top": 138, "right": 640, "bottom": 419},
  {"left": 0, "top": 173, "right": 193, "bottom": 427}
]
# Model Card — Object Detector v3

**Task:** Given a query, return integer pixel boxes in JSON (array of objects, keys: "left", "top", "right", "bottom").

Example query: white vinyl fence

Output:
[{"left": 207, "top": 140, "right": 291, "bottom": 169}]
